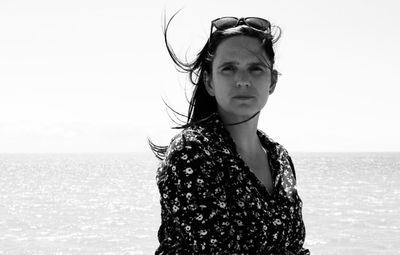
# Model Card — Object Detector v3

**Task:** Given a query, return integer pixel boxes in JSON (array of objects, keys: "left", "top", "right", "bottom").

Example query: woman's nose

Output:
[
  {"left": 236, "top": 80, "right": 251, "bottom": 87},
  {"left": 236, "top": 71, "right": 251, "bottom": 87}
]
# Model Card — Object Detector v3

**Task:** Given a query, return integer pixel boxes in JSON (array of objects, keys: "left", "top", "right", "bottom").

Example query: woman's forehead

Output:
[{"left": 214, "top": 36, "right": 269, "bottom": 64}]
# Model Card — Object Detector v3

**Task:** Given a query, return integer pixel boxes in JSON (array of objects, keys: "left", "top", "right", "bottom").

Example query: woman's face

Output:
[{"left": 205, "top": 35, "right": 276, "bottom": 122}]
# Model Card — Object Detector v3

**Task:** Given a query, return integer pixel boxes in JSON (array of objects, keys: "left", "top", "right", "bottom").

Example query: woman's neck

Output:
[{"left": 219, "top": 111, "right": 261, "bottom": 155}]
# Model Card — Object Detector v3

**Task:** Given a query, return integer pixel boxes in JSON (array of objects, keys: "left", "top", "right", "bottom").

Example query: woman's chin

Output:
[{"left": 218, "top": 106, "right": 261, "bottom": 122}]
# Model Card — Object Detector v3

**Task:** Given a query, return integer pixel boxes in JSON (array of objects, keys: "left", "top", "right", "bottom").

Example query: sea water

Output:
[{"left": 0, "top": 152, "right": 399, "bottom": 254}]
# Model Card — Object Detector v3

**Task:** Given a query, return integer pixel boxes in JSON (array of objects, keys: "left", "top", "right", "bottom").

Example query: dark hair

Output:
[{"left": 148, "top": 12, "right": 281, "bottom": 160}]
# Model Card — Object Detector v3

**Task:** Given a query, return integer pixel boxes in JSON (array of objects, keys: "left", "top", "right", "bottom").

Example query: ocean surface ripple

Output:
[{"left": 0, "top": 152, "right": 399, "bottom": 254}]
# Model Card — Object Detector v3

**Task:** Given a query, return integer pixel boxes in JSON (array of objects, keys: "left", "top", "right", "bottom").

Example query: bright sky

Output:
[{"left": 1, "top": 0, "right": 399, "bottom": 153}]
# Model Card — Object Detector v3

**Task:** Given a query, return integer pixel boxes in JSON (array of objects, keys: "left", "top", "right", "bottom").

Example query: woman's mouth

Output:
[{"left": 233, "top": 96, "right": 254, "bottom": 100}]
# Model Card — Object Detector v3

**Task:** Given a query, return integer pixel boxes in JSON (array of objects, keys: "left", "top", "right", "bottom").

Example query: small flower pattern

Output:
[{"left": 155, "top": 113, "right": 310, "bottom": 254}]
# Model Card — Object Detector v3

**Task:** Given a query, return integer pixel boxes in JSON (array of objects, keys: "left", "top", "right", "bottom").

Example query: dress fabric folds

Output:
[{"left": 155, "top": 113, "right": 310, "bottom": 254}]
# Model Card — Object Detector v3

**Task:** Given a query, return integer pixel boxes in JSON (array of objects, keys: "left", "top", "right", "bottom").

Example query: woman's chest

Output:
[
  {"left": 246, "top": 156, "right": 274, "bottom": 195},
  {"left": 223, "top": 177, "right": 295, "bottom": 245}
]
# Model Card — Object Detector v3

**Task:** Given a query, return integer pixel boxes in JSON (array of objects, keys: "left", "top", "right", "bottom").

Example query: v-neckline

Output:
[
  {"left": 208, "top": 113, "right": 277, "bottom": 197},
  {"left": 244, "top": 137, "right": 275, "bottom": 197},
  {"left": 231, "top": 132, "right": 276, "bottom": 197}
]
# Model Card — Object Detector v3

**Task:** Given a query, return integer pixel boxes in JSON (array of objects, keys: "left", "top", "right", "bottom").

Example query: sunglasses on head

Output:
[{"left": 210, "top": 17, "right": 271, "bottom": 37}]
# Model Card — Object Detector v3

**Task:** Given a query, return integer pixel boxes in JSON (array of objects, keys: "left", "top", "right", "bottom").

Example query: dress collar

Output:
[
  {"left": 200, "top": 112, "right": 278, "bottom": 153},
  {"left": 198, "top": 112, "right": 297, "bottom": 201}
]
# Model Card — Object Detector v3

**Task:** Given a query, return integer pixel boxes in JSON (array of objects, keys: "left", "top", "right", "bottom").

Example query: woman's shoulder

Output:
[
  {"left": 165, "top": 126, "right": 211, "bottom": 159},
  {"left": 156, "top": 125, "right": 215, "bottom": 184},
  {"left": 257, "top": 129, "right": 290, "bottom": 155}
]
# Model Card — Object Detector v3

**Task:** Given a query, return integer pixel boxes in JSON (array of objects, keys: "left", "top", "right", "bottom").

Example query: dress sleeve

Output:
[
  {"left": 286, "top": 155, "right": 311, "bottom": 255},
  {"left": 156, "top": 133, "right": 232, "bottom": 254},
  {"left": 287, "top": 155, "right": 297, "bottom": 180}
]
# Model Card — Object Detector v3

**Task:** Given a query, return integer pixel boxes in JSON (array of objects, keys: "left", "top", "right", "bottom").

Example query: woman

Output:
[{"left": 149, "top": 14, "right": 310, "bottom": 254}]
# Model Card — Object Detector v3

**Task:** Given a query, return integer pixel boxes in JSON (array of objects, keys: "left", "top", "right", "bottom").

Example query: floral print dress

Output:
[{"left": 155, "top": 113, "right": 310, "bottom": 254}]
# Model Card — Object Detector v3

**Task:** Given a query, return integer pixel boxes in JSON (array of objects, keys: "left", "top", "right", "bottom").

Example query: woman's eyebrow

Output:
[
  {"left": 218, "top": 60, "right": 268, "bottom": 67},
  {"left": 217, "top": 61, "right": 239, "bottom": 68},
  {"left": 249, "top": 61, "right": 268, "bottom": 67}
]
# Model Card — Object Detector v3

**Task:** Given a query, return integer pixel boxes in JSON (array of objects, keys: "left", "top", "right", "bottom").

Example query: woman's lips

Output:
[{"left": 233, "top": 96, "right": 254, "bottom": 99}]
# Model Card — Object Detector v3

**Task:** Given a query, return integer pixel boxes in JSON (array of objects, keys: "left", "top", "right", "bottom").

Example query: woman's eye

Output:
[
  {"left": 250, "top": 66, "right": 264, "bottom": 73},
  {"left": 221, "top": 66, "right": 236, "bottom": 72}
]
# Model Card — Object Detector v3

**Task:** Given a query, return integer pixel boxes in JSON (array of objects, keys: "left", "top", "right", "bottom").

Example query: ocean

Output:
[{"left": 0, "top": 152, "right": 399, "bottom": 254}]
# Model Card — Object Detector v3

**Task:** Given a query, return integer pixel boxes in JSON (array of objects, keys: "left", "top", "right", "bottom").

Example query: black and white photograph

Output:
[{"left": 1, "top": 0, "right": 399, "bottom": 254}]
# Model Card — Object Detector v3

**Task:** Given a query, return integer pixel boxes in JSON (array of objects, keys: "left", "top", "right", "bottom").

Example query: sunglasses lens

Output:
[
  {"left": 245, "top": 18, "right": 270, "bottom": 31},
  {"left": 213, "top": 17, "right": 238, "bottom": 30}
]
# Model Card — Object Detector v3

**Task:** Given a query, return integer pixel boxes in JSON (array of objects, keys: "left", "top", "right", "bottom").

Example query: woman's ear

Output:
[
  {"left": 269, "top": 69, "right": 278, "bottom": 94},
  {"left": 203, "top": 71, "right": 215, "bottom": 97}
]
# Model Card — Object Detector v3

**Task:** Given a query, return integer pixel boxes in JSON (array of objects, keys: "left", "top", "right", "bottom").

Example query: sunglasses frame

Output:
[{"left": 210, "top": 17, "right": 271, "bottom": 38}]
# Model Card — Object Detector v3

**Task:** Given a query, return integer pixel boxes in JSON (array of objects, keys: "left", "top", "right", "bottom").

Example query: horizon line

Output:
[{"left": 1, "top": 151, "right": 400, "bottom": 154}]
